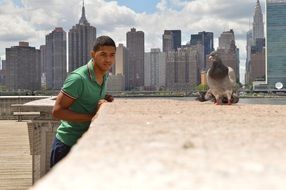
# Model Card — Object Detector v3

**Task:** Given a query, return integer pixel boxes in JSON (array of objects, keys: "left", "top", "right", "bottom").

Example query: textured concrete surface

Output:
[{"left": 30, "top": 98, "right": 286, "bottom": 190}]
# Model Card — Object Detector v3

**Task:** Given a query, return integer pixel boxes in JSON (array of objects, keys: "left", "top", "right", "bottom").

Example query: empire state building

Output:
[{"left": 68, "top": 1, "right": 96, "bottom": 72}]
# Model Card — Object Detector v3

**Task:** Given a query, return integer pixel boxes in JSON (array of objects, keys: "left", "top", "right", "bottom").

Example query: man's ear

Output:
[{"left": 90, "top": 51, "right": 95, "bottom": 57}]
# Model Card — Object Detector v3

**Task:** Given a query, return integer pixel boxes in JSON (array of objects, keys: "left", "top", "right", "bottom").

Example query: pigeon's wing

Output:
[
  {"left": 206, "top": 69, "right": 221, "bottom": 97},
  {"left": 228, "top": 67, "right": 236, "bottom": 85},
  {"left": 206, "top": 69, "right": 215, "bottom": 89},
  {"left": 206, "top": 69, "right": 210, "bottom": 83}
]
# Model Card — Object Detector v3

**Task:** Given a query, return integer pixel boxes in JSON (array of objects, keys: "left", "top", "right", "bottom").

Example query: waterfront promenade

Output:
[
  {"left": 0, "top": 120, "right": 32, "bottom": 190},
  {"left": 30, "top": 98, "right": 286, "bottom": 190}
]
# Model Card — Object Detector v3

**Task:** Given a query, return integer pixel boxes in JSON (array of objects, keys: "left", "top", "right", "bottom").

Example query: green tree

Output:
[{"left": 195, "top": 84, "right": 208, "bottom": 91}]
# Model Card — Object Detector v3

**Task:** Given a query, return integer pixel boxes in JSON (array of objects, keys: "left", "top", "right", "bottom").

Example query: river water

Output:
[
  {"left": 238, "top": 97, "right": 286, "bottom": 105},
  {"left": 121, "top": 97, "right": 286, "bottom": 105}
]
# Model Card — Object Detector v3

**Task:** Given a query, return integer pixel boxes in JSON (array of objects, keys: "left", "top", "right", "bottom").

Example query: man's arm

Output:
[{"left": 52, "top": 92, "right": 94, "bottom": 122}]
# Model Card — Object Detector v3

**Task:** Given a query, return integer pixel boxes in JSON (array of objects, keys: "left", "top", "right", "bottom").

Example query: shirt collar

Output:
[{"left": 87, "top": 59, "right": 109, "bottom": 83}]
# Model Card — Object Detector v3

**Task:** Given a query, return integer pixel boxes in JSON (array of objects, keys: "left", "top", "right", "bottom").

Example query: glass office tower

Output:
[{"left": 266, "top": 0, "right": 286, "bottom": 88}]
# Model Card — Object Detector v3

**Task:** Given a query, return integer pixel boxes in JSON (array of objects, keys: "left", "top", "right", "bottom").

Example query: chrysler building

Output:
[{"left": 252, "top": 0, "right": 264, "bottom": 42}]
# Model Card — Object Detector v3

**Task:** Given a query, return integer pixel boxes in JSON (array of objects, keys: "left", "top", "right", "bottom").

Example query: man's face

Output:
[{"left": 91, "top": 46, "right": 116, "bottom": 73}]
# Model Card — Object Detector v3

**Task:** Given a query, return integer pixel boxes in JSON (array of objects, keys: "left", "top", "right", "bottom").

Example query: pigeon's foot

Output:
[
  {"left": 215, "top": 99, "right": 222, "bottom": 105},
  {"left": 213, "top": 99, "right": 217, "bottom": 104},
  {"left": 227, "top": 100, "right": 232, "bottom": 105}
]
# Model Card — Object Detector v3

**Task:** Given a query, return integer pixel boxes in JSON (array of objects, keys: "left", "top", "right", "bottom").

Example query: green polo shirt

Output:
[{"left": 56, "top": 59, "right": 108, "bottom": 146}]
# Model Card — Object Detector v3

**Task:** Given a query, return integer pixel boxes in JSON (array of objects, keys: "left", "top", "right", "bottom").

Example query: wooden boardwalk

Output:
[{"left": 0, "top": 120, "right": 32, "bottom": 190}]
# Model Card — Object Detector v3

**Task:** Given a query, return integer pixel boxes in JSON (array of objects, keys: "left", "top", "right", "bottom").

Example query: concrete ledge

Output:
[
  {"left": 13, "top": 112, "right": 40, "bottom": 122},
  {"left": 0, "top": 96, "right": 49, "bottom": 120},
  {"left": 18, "top": 96, "right": 59, "bottom": 182},
  {"left": 30, "top": 98, "right": 286, "bottom": 190},
  {"left": 13, "top": 112, "right": 40, "bottom": 115}
]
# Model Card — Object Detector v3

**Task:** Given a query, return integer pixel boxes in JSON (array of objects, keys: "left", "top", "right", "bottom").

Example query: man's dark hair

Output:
[{"left": 93, "top": 36, "right": 116, "bottom": 51}]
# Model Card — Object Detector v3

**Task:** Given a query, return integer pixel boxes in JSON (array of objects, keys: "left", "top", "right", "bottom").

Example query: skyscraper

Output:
[
  {"left": 144, "top": 48, "right": 166, "bottom": 90},
  {"left": 246, "top": 0, "right": 266, "bottom": 85},
  {"left": 0, "top": 60, "right": 5, "bottom": 86},
  {"left": 190, "top": 31, "right": 214, "bottom": 70},
  {"left": 45, "top": 27, "right": 67, "bottom": 90},
  {"left": 166, "top": 47, "right": 199, "bottom": 91},
  {"left": 106, "top": 43, "right": 128, "bottom": 91},
  {"left": 162, "top": 30, "right": 181, "bottom": 52},
  {"left": 115, "top": 43, "right": 128, "bottom": 75},
  {"left": 253, "top": 0, "right": 264, "bottom": 42},
  {"left": 40, "top": 45, "right": 47, "bottom": 88},
  {"left": 250, "top": 47, "right": 265, "bottom": 82},
  {"left": 266, "top": 0, "right": 286, "bottom": 88},
  {"left": 126, "top": 28, "right": 144, "bottom": 90},
  {"left": 68, "top": 1, "right": 96, "bottom": 72},
  {"left": 218, "top": 30, "right": 236, "bottom": 50},
  {"left": 217, "top": 29, "right": 240, "bottom": 82},
  {"left": 5, "top": 42, "right": 41, "bottom": 91},
  {"left": 245, "top": 30, "right": 253, "bottom": 84}
]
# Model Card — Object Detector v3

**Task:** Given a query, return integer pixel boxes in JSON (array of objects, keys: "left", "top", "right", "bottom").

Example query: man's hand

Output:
[
  {"left": 96, "top": 99, "right": 107, "bottom": 109},
  {"left": 92, "top": 96, "right": 113, "bottom": 121},
  {"left": 92, "top": 99, "right": 107, "bottom": 121},
  {"left": 104, "top": 94, "right": 114, "bottom": 102}
]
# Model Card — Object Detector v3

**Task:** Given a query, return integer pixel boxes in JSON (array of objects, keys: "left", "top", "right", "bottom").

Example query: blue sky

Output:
[
  {"left": 5, "top": 0, "right": 187, "bottom": 13},
  {"left": 111, "top": 0, "right": 160, "bottom": 13},
  {"left": 12, "top": 0, "right": 22, "bottom": 6},
  {"left": 6, "top": 0, "right": 162, "bottom": 13},
  {"left": 0, "top": 0, "right": 23, "bottom": 6}
]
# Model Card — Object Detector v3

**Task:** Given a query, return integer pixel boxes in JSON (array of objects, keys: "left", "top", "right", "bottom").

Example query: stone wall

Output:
[
  {"left": 17, "top": 97, "right": 59, "bottom": 183},
  {"left": 0, "top": 96, "right": 48, "bottom": 119},
  {"left": 29, "top": 99, "right": 286, "bottom": 190}
]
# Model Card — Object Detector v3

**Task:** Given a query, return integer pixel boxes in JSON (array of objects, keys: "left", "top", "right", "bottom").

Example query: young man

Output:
[{"left": 50, "top": 36, "right": 116, "bottom": 167}]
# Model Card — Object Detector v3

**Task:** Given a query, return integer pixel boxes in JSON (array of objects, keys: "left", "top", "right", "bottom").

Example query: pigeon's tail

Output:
[
  {"left": 195, "top": 91, "right": 207, "bottom": 102},
  {"left": 231, "top": 93, "right": 239, "bottom": 103},
  {"left": 195, "top": 91, "right": 213, "bottom": 102}
]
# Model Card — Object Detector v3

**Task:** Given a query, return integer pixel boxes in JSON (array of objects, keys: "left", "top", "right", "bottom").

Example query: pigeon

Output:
[{"left": 206, "top": 51, "right": 236, "bottom": 105}]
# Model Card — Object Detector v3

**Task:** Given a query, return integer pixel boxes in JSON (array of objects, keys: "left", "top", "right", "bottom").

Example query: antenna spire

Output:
[{"left": 79, "top": 0, "right": 89, "bottom": 25}]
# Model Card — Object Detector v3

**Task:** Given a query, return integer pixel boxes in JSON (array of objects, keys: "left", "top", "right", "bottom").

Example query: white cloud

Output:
[
  {"left": 87, "top": 1, "right": 137, "bottom": 32},
  {"left": 0, "top": 14, "right": 36, "bottom": 41},
  {"left": 0, "top": 1, "right": 40, "bottom": 54}
]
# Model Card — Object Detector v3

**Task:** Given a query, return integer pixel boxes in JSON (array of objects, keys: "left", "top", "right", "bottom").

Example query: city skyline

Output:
[{"left": 0, "top": 0, "right": 266, "bottom": 83}]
